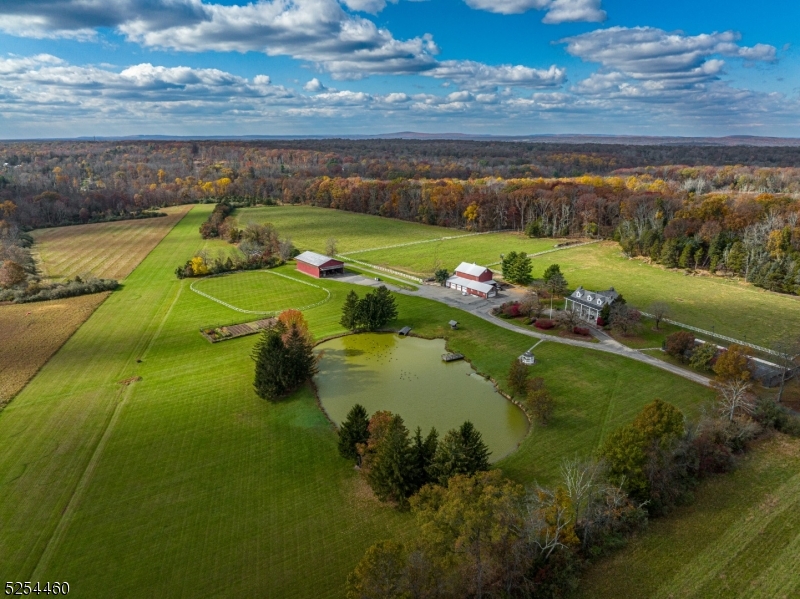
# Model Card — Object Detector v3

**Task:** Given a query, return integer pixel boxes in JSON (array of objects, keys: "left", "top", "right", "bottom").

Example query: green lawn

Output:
[
  {"left": 236, "top": 205, "right": 457, "bottom": 254},
  {"left": 193, "top": 270, "right": 330, "bottom": 313},
  {"left": 353, "top": 233, "right": 564, "bottom": 277},
  {"left": 529, "top": 242, "right": 800, "bottom": 347},
  {"left": 0, "top": 206, "right": 714, "bottom": 597},
  {"left": 576, "top": 435, "right": 800, "bottom": 599}
]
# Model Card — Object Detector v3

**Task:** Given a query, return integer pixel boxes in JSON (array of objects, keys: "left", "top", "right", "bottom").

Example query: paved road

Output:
[{"left": 333, "top": 273, "right": 713, "bottom": 388}]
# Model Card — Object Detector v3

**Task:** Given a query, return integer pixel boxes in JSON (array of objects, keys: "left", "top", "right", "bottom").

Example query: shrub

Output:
[
  {"left": 689, "top": 342, "right": 718, "bottom": 371},
  {"left": 534, "top": 319, "right": 555, "bottom": 330},
  {"left": 596, "top": 317, "right": 605, "bottom": 327},
  {"left": 503, "top": 302, "right": 521, "bottom": 318},
  {"left": 665, "top": 331, "right": 695, "bottom": 361},
  {"left": 573, "top": 326, "right": 590, "bottom": 336}
]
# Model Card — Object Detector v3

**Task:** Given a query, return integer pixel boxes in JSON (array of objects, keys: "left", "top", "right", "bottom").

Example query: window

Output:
[
  {"left": 587, "top": 294, "right": 593, "bottom": 301},
  {"left": 596, "top": 299, "right": 602, "bottom": 305}
]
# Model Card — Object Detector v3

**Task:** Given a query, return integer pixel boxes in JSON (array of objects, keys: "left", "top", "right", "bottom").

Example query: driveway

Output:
[{"left": 335, "top": 273, "right": 712, "bottom": 388}]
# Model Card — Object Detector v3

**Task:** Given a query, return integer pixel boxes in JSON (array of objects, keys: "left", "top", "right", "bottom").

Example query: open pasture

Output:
[
  {"left": 31, "top": 205, "right": 192, "bottom": 281},
  {"left": 236, "top": 205, "right": 457, "bottom": 254},
  {"left": 351, "top": 233, "right": 564, "bottom": 277},
  {"left": 530, "top": 241, "right": 800, "bottom": 347},
  {"left": 0, "top": 205, "right": 714, "bottom": 597},
  {"left": 192, "top": 270, "right": 330, "bottom": 314},
  {"left": 0, "top": 293, "right": 109, "bottom": 404},
  {"left": 577, "top": 435, "right": 800, "bottom": 599}
]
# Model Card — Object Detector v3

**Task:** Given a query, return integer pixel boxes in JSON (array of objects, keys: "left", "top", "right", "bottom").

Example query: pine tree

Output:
[
  {"left": 408, "top": 426, "right": 438, "bottom": 492},
  {"left": 252, "top": 328, "right": 289, "bottom": 400},
  {"left": 338, "top": 404, "right": 371, "bottom": 461},
  {"left": 542, "top": 263, "right": 562, "bottom": 283},
  {"left": 372, "top": 286, "right": 398, "bottom": 328},
  {"left": 283, "top": 323, "right": 317, "bottom": 390},
  {"left": 340, "top": 290, "right": 360, "bottom": 331},
  {"left": 431, "top": 421, "right": 490, "bottom": 485},
  {"left": 367, "top": 415, "right": 414, "bottom": 506}
]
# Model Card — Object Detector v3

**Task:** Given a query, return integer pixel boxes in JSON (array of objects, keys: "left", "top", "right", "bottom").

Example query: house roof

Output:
[
  {"left": 447, "top": 275, "right": 496, "bottom": 295},
  {"left": 295, "top": 251, "right": 342, "bottom": 267},
  {"left": 569, "top": 286, "right": 619, "bottom": 309},
  {"left": 454, "top": 262, "right": 491, "bottom": 278}
]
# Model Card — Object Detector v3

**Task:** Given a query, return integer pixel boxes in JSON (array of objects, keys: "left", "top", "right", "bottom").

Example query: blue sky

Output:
[{"left": 0, "top": 0, "right": 797, "bottom": 138}]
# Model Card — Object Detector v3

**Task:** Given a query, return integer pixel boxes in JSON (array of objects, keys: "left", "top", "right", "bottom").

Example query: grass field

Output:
[
  {"left": 0, "top": 294, "right": 109, "bottom": 404},
  {"left": 237, "top": 205, "right": 457, "bottom": 254},
  {"left": 32, "top": 205, "right": 192, "bottom": 281},
  {"left": 528, "top": 242, "right": 800, "bottom": 347},
  {"left": 351, "top": 233, "right": 565, "bottom": 277},
  {"left": 193, "top": 270, "right": 330, "bottom": 313},
  {"left": 577, "top": 435, "right": 800, "bottom": 599},
  {"left": 0, "top": 206, "right": 714, "bottom": 597}
]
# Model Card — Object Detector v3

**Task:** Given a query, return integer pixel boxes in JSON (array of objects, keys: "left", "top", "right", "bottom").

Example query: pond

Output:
[{"left": 315, "top": 333, "right": 529, "bottom": 461}]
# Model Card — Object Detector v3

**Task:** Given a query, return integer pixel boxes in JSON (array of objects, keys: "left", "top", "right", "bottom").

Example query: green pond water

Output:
[{"left": 315, "top": 333, "right": 529, "bottom": 461}]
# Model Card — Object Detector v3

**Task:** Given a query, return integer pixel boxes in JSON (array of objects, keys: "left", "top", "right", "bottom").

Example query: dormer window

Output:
[
  {"left": 596, "top": 299, "right": 602, "bottom": 305},
  {"left": 587, "top": 295, "right": 593, "bottom": 301},
  {"left": 575, "top": 291, "right": 582, "bottom": 298}
]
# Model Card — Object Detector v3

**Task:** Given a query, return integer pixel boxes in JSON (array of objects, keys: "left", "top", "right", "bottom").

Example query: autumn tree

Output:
[
  {"left": 526, "top": 377, "right": 555, "bottom": 425},
  {"left": 507, "top": 358, "right": 530, "bottom": 397},
  {"left": 713, "top": 344, "right": 751, "bottom": 382},
  {"left": 0, "top": 260, "right": 26, "bottom": 288}
]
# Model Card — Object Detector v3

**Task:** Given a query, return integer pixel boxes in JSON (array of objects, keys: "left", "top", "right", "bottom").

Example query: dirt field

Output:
[
  {"left": 0, "top": 293, "right": 109, "bottom": 404},
  {"left": 31, "top": 205, "right": 192, "bottom": 281}
]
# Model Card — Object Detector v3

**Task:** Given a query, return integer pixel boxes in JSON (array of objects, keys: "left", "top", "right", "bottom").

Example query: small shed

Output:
[
  {"left": 295, "top": 251, "right": 344, "bottom": 278},
  {"left": 519, "top": 351, "right": 536, "bottom": 366},
  {"left": 398, "top": 326, "right": 412, "bottom": 336},
  {"left": 448, "top": 320, "right": 459, "bottom": 330}
]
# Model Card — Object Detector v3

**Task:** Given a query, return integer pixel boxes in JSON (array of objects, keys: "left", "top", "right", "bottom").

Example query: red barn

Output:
[
  {"left": 295, "top": 251, "right": 344, "bottom": 278},
  {"left": 446, "top": 262, "right": 497, "bottom": 298}
]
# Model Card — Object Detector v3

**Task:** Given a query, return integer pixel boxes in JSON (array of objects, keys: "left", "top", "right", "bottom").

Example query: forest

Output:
[{"left": 1, "top": 139, "right": 798, "bottom": 295}]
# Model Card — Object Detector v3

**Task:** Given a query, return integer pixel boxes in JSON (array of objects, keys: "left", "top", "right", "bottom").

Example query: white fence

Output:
[
  {"left": 341, "top": 256, "right": 424, "bottom": 283},
  {"left": 339, "top": 229, "right": 505, "bottom": 257},
  {"left": 487, "top": 240, "right": 601, "bottom": 267},
  {"left": 639, "top": 312, "right": 780, "bottom": 358}
]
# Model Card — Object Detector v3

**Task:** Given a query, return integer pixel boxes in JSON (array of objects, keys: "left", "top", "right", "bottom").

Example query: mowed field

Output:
[
  {"left": 0, "top": 208, "right": 192, "bottom": 404},
  {"left": 0, "top": 205, "right": 715, "bottom": 597},
  {"left": 528, "top": 241, "right": 800, "bottom": 347},
  {"left": 193, "top": 270, "right": 330, "bottom": 314},
  {"left": 0, "top": 294, "right": 109, "bottom": 404},
  {"left": 577, "top": 435, "right": 800, "bottom": 599},
  {"left": 32, "top": 205, "right": 192, "bottom": 281},
  {"left": 351, "top": 233, "right": 567, "bottom": 277},
  {"left": 236, "top": 205, "right": 457, "bottom": 254}
]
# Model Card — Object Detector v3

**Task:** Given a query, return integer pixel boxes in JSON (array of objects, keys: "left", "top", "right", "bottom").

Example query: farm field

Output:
[
  {"left": 576, "top": 435, "right": 800, "bottom": 599},
  {"left": 32, "top": 205, "right": 192, "bottom": 281},
  {"left": 0, "top": 205, "right": 714, "bottom": 597},
  {"left": 193, "top": 270, "right": 330, "bottom": 314},
  {"left": 351, "top": 233, "right": 566, "bottom": 277},
  {"left": 0, "top": 293, "right": 109, "bottom": 404},
  {"left": 528, "top": 241, "right": 800, "bottom": 347},
  {"left": 236, "top": 205, "right": 457, "bottom": 254}
]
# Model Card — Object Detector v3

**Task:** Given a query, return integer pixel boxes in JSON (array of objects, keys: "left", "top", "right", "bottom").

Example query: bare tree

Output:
[
  {"left": 279, "top": 237, "right": 295, "bottom": 261},
  {"left": 560, "top": 457, "right": 603, "bottom": 525},
  {"left": 649, "top": 301, "right": 670, "bottom": 330},
  {"left": 522, "top": 487, "right": 575, "bottom": 559},
  {"left": 557, "top": 308, "right": 581, "bottom": 330},
  {"left": 714, "top": 378, "right": 755, "bottom": 421},
  {"left": 325, "top": 237, "right": 338, "bottom": 257}
]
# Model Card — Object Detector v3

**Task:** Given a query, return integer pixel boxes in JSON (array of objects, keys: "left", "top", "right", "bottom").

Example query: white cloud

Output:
[
  {"left": 382, "top": 92, "right": 410, "bottom": 103},
  {"left": 426, "top": 60, "right": 565, "bottom": 90},
  {"left": 463, "top": 0, "right": 605, "bottom": 23},
  {"left": 561, "top": 27, "right": 777, "bottom": 84},
  {"left": 303, "top": 77, "right": 326, "bottom": 92}
]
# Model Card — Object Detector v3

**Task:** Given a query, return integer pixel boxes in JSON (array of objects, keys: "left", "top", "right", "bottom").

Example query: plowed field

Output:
[{"left": 32, "top": 205, "right": 192, "bottom": 281}]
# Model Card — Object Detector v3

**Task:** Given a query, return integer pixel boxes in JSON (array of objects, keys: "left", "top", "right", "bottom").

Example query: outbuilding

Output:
[
  {"left": 446, "top": 262, "right": 497, "bottom": 298},
  {"left": 295, "top": 251, "right": 344, "bottom": 278}
]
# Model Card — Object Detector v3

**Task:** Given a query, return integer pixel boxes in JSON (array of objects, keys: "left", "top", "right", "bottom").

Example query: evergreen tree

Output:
[
  {"left": 502, "top": 251, "right": 533, "bottom": 285},
  {"left": 431, "top": 421, "right": 490, "bottom": 485},
  {"left": 434, "top": 268, "right": 449, "bottom": 286},
  {"left": 678, "top": 242, "right": 695, "bottom": 269},
  {"left": 372, "top": 286, "right": 398, "bottom": 328},
  {"left": 252, "top": 328, "right": 289, "bottom": 400},
  {"left": 367, "top": 415, "right": 414, "bottom": 506},
  {"left": 660, "top": 239, "right": 679, "bottom": 268},
  {"left": 542, "top": 263, "right": 562, "bottom": 283},
  {"left": 340, "top": 290, "right": 361, "bottom": 331},
  {"left": 546, "top": 272, "right": 567, "bottom": 297},
  {"left": 283, "top": 323, "right": 317, "bottom": 389},
  {"left": 338, "top": 403, "right": 370, "bottom": 461},
  {"left": 408, "top": 427, "right": 438, "bottom": 492}
]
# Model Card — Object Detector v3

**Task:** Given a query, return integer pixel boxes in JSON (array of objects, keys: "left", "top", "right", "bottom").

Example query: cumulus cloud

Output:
[
  {"left": 426, "top": 60, "right": 565, "bottom": 90},
  {"left": 562, "top": 27, "right": 777, "bottom": 84},
  {"left": 303, "top": 77, "right": 326, "bottom": 92},
  {"left": 463, "top": 0, "right": 605, "bottom": 23}
]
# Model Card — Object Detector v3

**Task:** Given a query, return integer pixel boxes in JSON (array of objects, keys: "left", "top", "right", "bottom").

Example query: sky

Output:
[{"left": 0, "top": 0, "right": 798, "bottom": 138}]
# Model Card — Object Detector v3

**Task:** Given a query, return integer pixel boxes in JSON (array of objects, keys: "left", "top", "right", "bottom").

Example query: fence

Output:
[
  {"left": 487, "top": 240, "right": 601, "bottom": 267},
  {"left": 338, "top": 229, "right": 505, "bottom": 257},
  {"left": 340, "top": 256, "right": 425, "bottom": 283},
  {"left": 639, "top": 312, "right": 780, "bottom": 358}
]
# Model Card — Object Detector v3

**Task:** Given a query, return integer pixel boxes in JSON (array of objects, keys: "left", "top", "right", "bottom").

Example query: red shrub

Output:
[
  {"left": 535, "top": 319, "right": 555, "bottom": 330},
  {"left": 596, "top": 317, "right": 605, "bottom": 326},
  {"left": 573, "top": 326, "right": 591, "bottom": 336}
]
